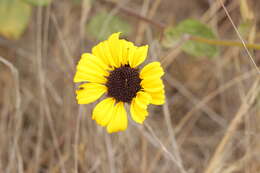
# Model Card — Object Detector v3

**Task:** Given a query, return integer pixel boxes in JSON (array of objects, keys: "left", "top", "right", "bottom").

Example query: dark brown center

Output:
[{"left": 106, "top": 65, "right": 142, "bottom": 103}]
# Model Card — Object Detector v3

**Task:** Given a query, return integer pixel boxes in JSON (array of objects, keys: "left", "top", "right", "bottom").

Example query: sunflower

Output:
[{"left": 74, "top": 32, "right": 165, "bottom": 133}]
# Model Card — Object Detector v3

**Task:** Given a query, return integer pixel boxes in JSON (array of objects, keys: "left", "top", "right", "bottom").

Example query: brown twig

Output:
[
  {"left": 203, "top": 78, "right": 260, "bottom": 173},
  {"left": 98, "top": 0, "right": 166, "bottom": 30}
]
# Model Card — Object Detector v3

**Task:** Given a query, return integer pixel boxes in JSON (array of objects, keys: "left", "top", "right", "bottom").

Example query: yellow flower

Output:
[{"left": 74, "top": 32, "right": 165, "bottom": 133}]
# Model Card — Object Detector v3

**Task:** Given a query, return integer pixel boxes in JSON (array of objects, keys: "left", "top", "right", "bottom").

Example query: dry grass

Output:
[{"left": 0, "top": 0, "right": 260, "bottom": 172}]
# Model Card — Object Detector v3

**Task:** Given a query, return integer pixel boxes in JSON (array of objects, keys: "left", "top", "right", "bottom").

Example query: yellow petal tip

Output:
[{"left": 109, "top": 32, "right": 122, "bottom": 40}]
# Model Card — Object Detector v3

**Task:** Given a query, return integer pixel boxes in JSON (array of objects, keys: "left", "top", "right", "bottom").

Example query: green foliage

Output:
[
  {"left": 72, "top": 0, "right": 82, "bottom": 4},
  {"left": 86, "top": 11, "right": 132, "bottom": 40},
  {"left": 23, "top": 0, "right": 52, "bottom": 6},
  {"left": 163, "top": 19, "right": 219, "bottom": 58},
  {"left": 72, "top": 0, "right": 93, "bottom": 4},
  {"left": 238, "top": 21, "right": 252, "bottom": 37},
  {"left": 0, "top": 0, "right": 32, "bottom": 40}
]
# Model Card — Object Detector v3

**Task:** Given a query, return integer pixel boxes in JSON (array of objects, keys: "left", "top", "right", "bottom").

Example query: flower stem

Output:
[
  {"left": 190, "top": 36, "right": 260, "bottom": 50},
  {"left": 100, "top": 0, "right": 260, "bottom": 50}
]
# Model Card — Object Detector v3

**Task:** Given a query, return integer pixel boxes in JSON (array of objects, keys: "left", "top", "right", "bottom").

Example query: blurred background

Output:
[{"left": 0, "top": 0, "right": 260, "bottom": 172}]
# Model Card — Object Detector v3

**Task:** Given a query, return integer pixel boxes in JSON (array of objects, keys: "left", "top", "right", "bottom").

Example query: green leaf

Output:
[
  {"left": 238, "top": 21, "right": 252, "bottom": 38},
  {"left": 23, "top": 0, "right": 52, "bottom": 6},
  {"left": 72, "top": 0, "right": 82, "bottom": 4},
  {"left": 0, "top": 0, "right": 32, "bottom": 40},
  {"left": 72, "top": 0, "right": 93, "bottom": 4},
  {"left": 163, "top": 19, "right": 219, "bottom": 58},
  {"left": 86, "top": 11, "right": 132, "bottom": 41}
]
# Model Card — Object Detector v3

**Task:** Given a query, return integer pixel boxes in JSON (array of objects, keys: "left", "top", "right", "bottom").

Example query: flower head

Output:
[{"left": 74, "top": 33, "right": 165, "bottom": 133}]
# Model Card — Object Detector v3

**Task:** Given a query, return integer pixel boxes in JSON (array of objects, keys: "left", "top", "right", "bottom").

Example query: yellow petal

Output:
[
  {"left": 134, "top": 91, "right": 151, "bottom": 109},
  {"left": 92, "top": 39, "right": 117, "bottom": 69},
  {"left": 92, "top": 41, "right": 110, "bottom": 67},
  {"left": 74, "top": 53, "right": 108, "bottom": 83},
  {"left": 76, "top": 83, "right": 107, "bottom": 104},
  {"left": 147, "top": 90, "right": 165, "bottom": 105},
  {"left": 106, "top": 102, "right": 128, "bottom": 133},
  {"left": 141, "top": 78, "right": 164, "bottom": 92},
  {"left": 104, "top": 40, "right": 119, "bottom": 68},
  {"left": 83, "top": 53, "right": 109, "bottom": 71},
  {"left": 108, "top": 32, "right": 122, "bottom": 68},
  {"left": 140, "top": 62, "right": 164, "bottom": 80},
  {"left": 92, "top": 98, "right": 116, "bottom": 127},
  {"left": 130, "top": 91, "right": 151, "bottom": 124},
  {"left": 74, "top": 71, "right": 107, "bottom": 84},
  {"left": 93, "top": 32, "right": 146, "bottom": 68},
  {"left": 129, "top": 45, "right": 148, "bottom": 68},
  {"left": 130, "top": 103, "right": 148, "bottom": 124},
  {"left": 120, "top": 39, "right": 135, "bottom": 65},
  {"left": 76, "top": 54, "right": 109, "bottom": 76},
  {"left": 140, "top": 76, "right": 165, "bottom": 105}
]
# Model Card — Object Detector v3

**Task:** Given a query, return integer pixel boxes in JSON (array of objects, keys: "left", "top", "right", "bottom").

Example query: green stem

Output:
[{"left": 190, "top": 36, "right": 260, "bottom": 50}]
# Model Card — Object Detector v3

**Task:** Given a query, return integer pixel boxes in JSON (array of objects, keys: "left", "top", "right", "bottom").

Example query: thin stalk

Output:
[
  {"left": 101, "top": 0, "right": 260, "bottom": 51},
  {"left": 190, "top": 35, "right": 260, "bottom": 50}
]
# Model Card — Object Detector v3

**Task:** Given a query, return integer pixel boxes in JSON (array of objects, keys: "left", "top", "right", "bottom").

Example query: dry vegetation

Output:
[{"left": 0, "top": 0, "right": 260, "bottom": 172}]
